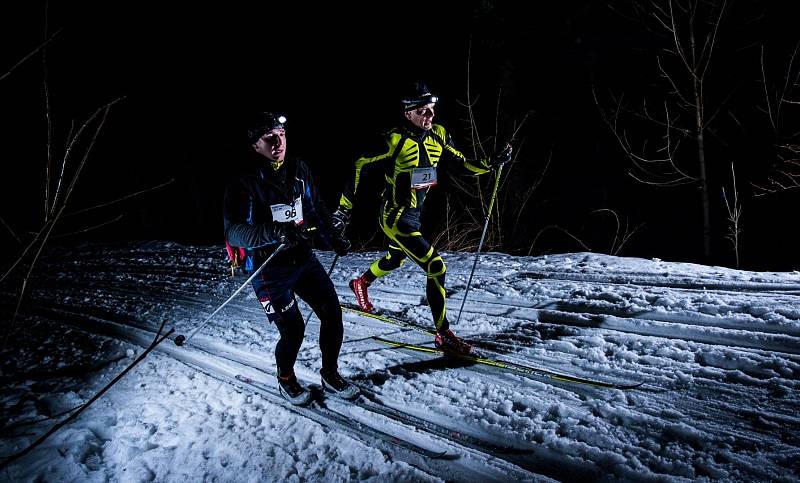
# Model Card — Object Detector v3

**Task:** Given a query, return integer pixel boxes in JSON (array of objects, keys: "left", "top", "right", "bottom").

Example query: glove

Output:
[
  {"left": 279, "top": 223, "right": 311, "bottom": 247},
  {"left": 330, "top": 207, "right": 351, "bottom": 236},
  {"left": 488, "top": 143, "right": 513, "bottom": 168},
  {"left": 330, "top": 234, "right": 351, "bottom": 256}
]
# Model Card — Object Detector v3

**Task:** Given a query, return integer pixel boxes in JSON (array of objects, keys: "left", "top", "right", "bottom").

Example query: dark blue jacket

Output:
[{"left": 223, "top": 157, "right": 337, "bottom": 270}]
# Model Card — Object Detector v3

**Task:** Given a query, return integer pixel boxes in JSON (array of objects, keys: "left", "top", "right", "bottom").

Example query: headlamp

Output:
[
  {"left": 401, "top": 94, "right": 439, "bottom": 111},
  {"left": 247, "top": 112, "right": 287, "bottom": 143}
]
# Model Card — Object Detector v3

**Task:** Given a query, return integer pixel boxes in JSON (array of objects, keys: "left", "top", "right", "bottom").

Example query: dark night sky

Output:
[{"left": 2, "top": 1, "right": 798, "bottom": 271}]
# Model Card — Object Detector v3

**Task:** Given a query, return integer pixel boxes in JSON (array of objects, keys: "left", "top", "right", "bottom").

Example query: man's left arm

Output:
[
  {"left": 300, "top": 161, "right": 351, "bottom": 256},
  {"left": 437, "top": 125, "right": 512, "bottom": 174},
  {"left": 435, "top": 125, "right": 490, "bottom": 175}
]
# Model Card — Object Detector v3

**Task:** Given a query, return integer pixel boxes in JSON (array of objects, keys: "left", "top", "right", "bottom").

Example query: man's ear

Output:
[{"left": 404, "top": 111, "right": 412, "bottom": 121}]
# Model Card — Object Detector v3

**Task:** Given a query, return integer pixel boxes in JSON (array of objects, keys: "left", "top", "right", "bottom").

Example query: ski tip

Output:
[
  {"left": 615, "top": 381, "right": 646, "bottom": 390},
  {"left": 430, "top": 450, "right": 456, "bottom": 460}
]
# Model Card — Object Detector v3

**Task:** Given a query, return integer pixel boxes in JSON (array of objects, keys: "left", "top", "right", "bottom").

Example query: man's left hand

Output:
[
  {"left": 331, "top": 235, "right": 351, "bottom": 256},
  {"left": 331, "top": 207, "right": 351, "bottom": 235}
]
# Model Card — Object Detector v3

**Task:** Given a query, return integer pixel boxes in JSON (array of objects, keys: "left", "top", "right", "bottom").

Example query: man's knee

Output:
[
  {"left": 370, "top": 253, "right": 406, "bottom": 278},
  {"left": 426, "top": 256, "right": 445, "bottom": 278},
  {"left": 377, "top": 254, "right": 405, "bottom": 273},
  {"left": 315, "top": 296, "right": 343, "bottom": 323}
]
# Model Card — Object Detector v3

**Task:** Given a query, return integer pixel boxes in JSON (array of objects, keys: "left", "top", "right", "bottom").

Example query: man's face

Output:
[
  {"left": 253, "top": 128, "right": 286, "bottom": 161},
  {"left": 405, "top": 103, "right": 435, "bottom": 130}
]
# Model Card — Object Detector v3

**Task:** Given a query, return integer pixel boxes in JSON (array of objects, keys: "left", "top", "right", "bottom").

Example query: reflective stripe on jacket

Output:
[{"left": 339, "top": 123, "right": 490, "bottom": 211}]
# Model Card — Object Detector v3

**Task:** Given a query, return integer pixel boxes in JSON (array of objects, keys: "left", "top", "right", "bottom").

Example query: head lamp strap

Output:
[{"left": 402, "top": 95, "right": 438, "bottom": 111}]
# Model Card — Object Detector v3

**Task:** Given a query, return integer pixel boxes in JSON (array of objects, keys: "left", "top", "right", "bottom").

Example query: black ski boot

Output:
[
  {"left": 278, "top": 373, "right": 312, "bottom": 406},
  {"left": 320, "top": 368, "right": 359, "bottom": 400}
]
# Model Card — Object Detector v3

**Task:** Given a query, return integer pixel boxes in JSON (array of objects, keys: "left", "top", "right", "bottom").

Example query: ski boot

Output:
[
  {"left": 277, "top": 373, "right": 313, "bottom": 406},
  {"left": 320, "top": 368, "right": 360, "bottom": 400},
  {"left": 349, "top": 275, "right": 374, "bottom": 313},
  {"left": 434, "top": 328, "right": 473, "bottom": 355}
]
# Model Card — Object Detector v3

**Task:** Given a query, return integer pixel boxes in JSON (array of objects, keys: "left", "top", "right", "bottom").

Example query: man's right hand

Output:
[
  {"left": 331, "top": 207, "right": 351, "bottom": 235},
  {"left": 279, "top": 223, "right": 311, "bottom": 247}
]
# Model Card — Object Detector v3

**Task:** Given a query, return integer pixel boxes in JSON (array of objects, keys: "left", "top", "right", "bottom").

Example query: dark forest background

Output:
[{"left": 2, "top": 1, "right": 799, "bottom": 271}]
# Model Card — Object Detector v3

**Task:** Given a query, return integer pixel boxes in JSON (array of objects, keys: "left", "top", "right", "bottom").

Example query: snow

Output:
[{"left": 2, "top": 242, "right": 799, "bottom": 482}]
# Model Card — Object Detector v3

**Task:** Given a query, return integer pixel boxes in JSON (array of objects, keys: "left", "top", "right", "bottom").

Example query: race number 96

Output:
[{"left": 270, "top": 196, "right": 304, "bottom": 224}]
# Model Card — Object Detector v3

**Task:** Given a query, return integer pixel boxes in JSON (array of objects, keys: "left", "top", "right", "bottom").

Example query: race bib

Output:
[
  {"left": 270, "top": 196, "right": 304, "bottom": 224},
  {"left": 411, "top": 167, "right": 437, "bottom": 189}
]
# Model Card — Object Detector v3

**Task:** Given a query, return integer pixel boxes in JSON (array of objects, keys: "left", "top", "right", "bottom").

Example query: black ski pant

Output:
[
  {"left": 252, "top": 253, "right": 343, "bottom": 378},
  {"left": 367, "top": 204, "right": 448, "bottom": 331}
]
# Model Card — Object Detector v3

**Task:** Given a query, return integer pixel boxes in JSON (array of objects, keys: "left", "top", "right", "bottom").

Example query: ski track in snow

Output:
[{"left": 2, "top": 242, "right": 799, "bottom": 482}]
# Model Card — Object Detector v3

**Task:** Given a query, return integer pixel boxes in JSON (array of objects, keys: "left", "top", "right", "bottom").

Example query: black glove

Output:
[
  {"left": 330, "top": 207, "right": 351, "bottom": 236},
  {"left": 279, "top": 223, "right": 311, "bottom": 247},
  {"left": 488, "top": 143, "right": 513, "bottom": 168},
  {"left": 330, "top": 234, "right": 351, "bottom": 256}
]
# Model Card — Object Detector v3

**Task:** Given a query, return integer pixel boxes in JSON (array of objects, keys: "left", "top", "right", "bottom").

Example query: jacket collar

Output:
[{"left": 258, "top": 157, "right": 298, "bottom": 197}]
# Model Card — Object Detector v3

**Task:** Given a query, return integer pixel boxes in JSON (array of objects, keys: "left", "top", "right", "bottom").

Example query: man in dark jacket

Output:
[
  {"left": 330, "top": 82, "right": 511, "bottom": 355},
  {"left": 223, "top": 111, "right": 355, "bottom": 405}
]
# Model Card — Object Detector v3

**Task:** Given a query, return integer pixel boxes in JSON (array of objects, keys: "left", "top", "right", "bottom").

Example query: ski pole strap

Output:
[
  {"left": 455, "top": 164, "right": 505, "bottom": 325},
  {"left": 175, "top": 243, "right": 288, "bottom": 346}
]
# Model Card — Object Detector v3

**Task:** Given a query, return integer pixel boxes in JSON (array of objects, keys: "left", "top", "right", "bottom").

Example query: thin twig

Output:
[
  {"left": 51, "top": 215, "right": 124, "bottom": 238},
  {"left": 49, "top": 98, "right": 126, "bottom": 219},
  {"left": 528, "top": 224, "right": 592, "bottom": 256},
  {"left": 64, "top": 178, "right": 174, "bottom": 217},
  {"left": 5, "top": 99, "right": 123, "bottom": 340},
  {"left": 0, "top": 28, "right": 62, "bottom": 83},
  {"left": 0, "top": 216, "right": 21, "bottom": 245},
  {"left": 43, "top": 9, "right": 54, "bottom": 224}
]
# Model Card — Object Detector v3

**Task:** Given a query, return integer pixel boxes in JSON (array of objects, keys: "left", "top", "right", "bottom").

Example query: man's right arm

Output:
[
  {"left": 223, "top": 180, "right": 286, "bottom": 248},
  {"left": 338, "top": 133, "right": 396, "bottom": 211},
  {"left": 225, "top": 221, "right": 287, "bottom": 249}
]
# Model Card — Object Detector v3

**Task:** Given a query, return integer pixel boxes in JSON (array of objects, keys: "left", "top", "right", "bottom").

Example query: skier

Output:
[
  {"left": 223, "top": 111, "right": 356, "bottom": 405},
  {"left": 330, "top": 81, "right": 511, "bottom": 354}
]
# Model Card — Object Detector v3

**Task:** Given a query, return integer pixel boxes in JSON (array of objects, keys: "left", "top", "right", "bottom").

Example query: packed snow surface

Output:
[{"left": 2, "top": 242, "right": 799, "bottom": 482}]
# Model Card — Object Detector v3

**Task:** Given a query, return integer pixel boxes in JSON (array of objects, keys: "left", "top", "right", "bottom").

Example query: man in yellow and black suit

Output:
[{"left": 331, "top": 81, "right": 512, "bottom": 354}]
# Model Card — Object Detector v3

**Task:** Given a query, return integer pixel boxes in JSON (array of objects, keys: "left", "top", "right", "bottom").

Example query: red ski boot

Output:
[
  {"left": 349, "top": 275, "right": 374, "bottom": 313},
  {"left": 434, "top": 328, "right": 473, "bottom": 355}
]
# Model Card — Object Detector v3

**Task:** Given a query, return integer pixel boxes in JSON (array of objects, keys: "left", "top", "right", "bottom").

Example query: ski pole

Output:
[
  {"left": 304, "top": 253, "right": 340, "bottom": 326},
  {"left": 454, "top": 163, "right": 506, "bottom": 325},
  {"left": 174, "top": 243, "right": 288, "bottom": 346}
]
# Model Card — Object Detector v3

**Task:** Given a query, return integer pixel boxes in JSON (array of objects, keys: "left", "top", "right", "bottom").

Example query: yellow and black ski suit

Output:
[{"left": 339, "top": 122, "right": 492, "bottom": 331}]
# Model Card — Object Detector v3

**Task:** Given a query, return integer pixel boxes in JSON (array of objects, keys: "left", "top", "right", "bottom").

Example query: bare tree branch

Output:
[
  {"left": 4, "top": 98, "right": 124, "bottom": 339},
  {"left": 0, "top": 216, "right": 21, "bottom": 245},
  {"left": 528, "top": 224, "right": 592, "bottom": 256},
  {"left": 722, "top": 162, "right": 742, "bottom": 268},
  {"left": 63, "top": 178, "right": 174, "bottom": 217},
  {"left": 0, "top": 28, "right": 62, "bottom": 83},
  {"left": 51, "top": 215, "right": 125, "bottom": 238}
]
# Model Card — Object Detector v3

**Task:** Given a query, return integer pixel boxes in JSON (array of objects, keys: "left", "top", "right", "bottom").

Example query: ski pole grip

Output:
[{"left": 174, "top": 334, "right": 186, "bottom": 346}]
